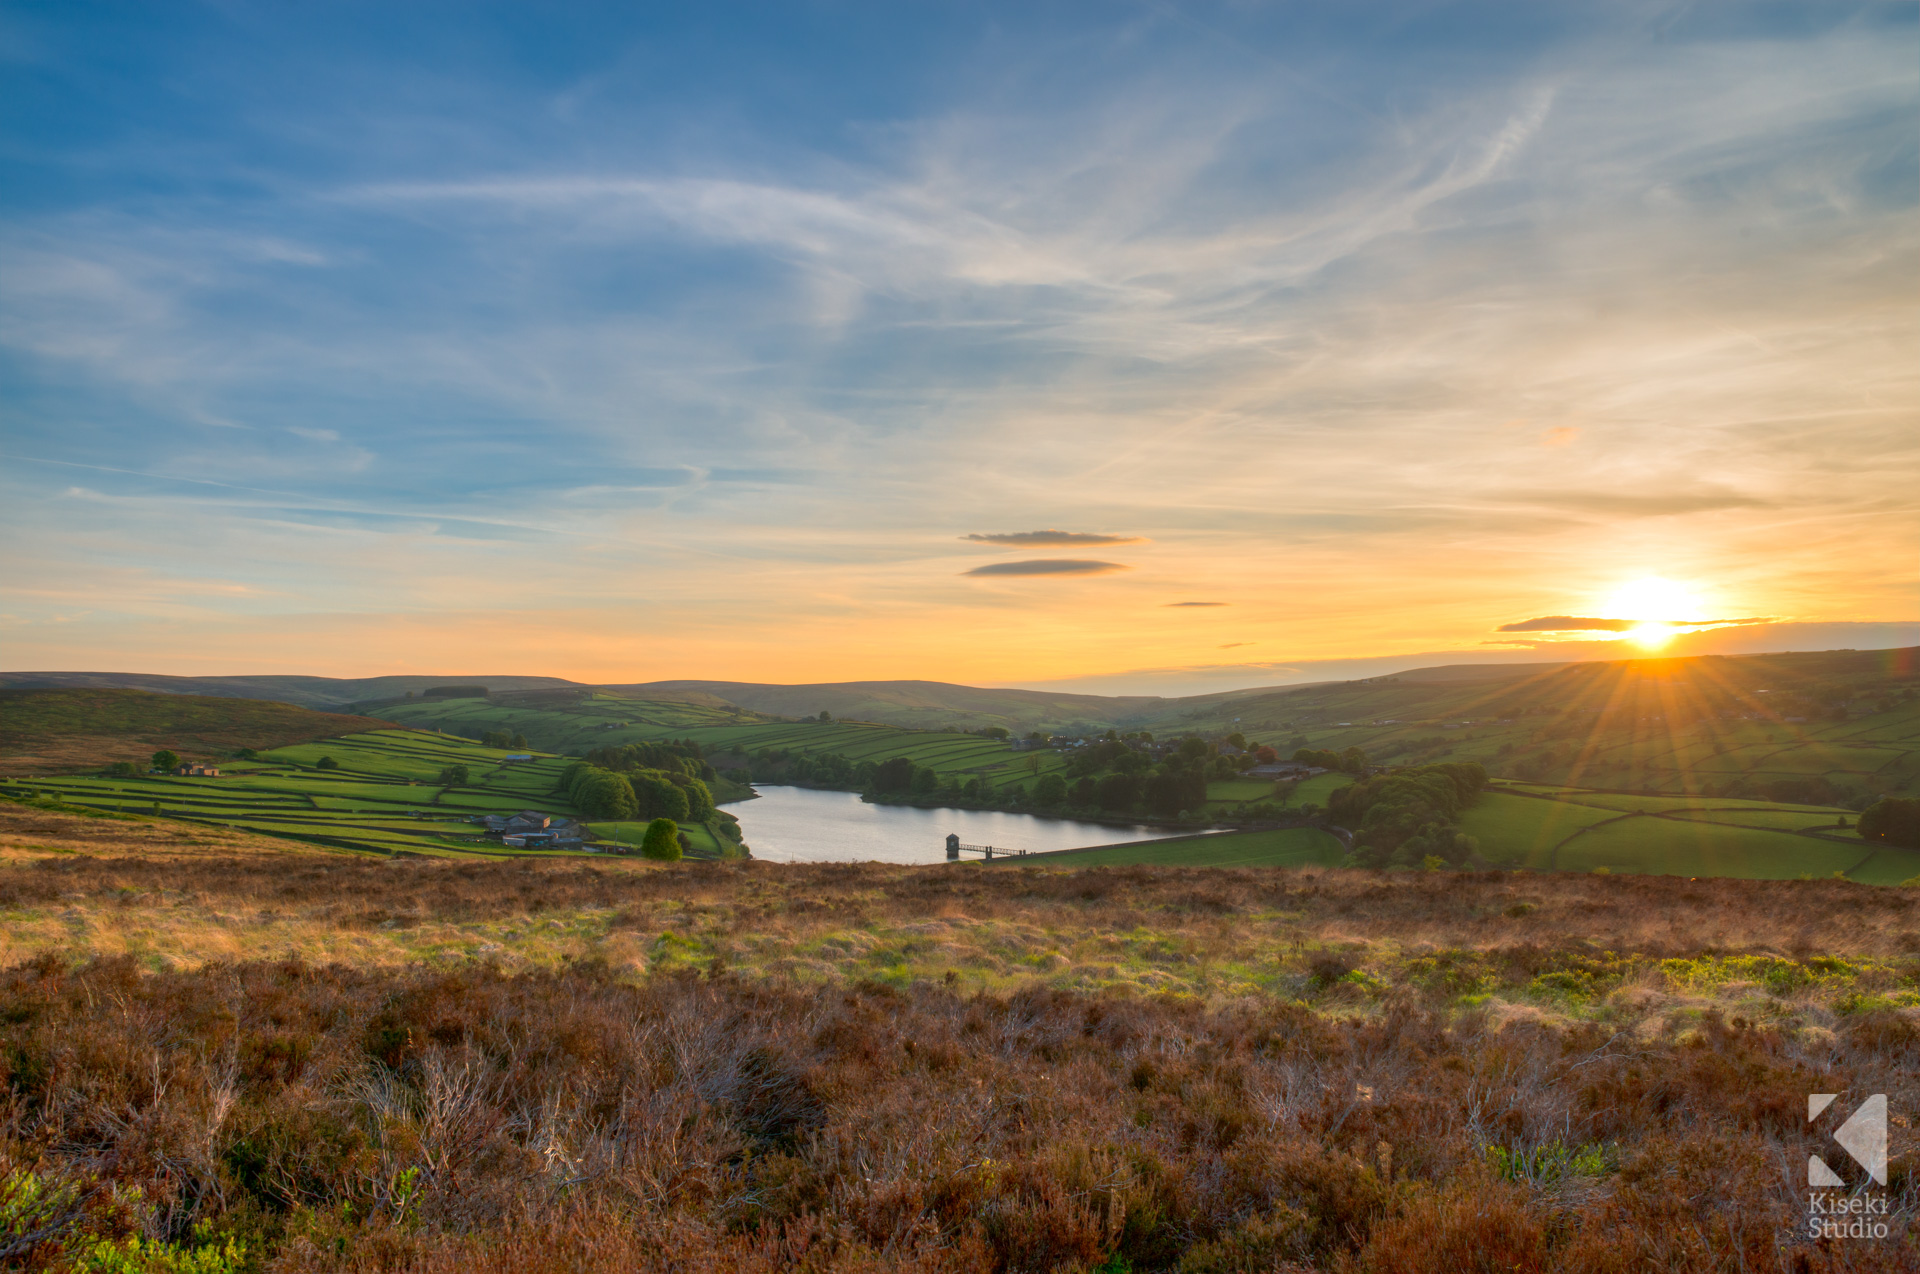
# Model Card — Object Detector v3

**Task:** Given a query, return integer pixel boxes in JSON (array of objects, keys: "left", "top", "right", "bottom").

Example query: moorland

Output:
[{"left": 0, "top": 800, "right": 1915, "bottom": 1270}]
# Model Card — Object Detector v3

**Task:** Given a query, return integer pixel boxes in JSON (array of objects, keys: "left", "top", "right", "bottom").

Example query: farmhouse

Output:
[
  {"left": 172, "top": 763, "right": 221, "bottom": 777},
  {"left": 485, "top": 810, "right": 586, "bottom": 848}
]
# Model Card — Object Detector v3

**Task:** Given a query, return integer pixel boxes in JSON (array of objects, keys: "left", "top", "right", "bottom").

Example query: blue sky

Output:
[{"left": 1, "top": 1, "right": 1914, "bottom": 691}]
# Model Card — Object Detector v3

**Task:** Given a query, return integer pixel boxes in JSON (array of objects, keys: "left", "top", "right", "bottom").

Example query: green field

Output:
[
  {"left": 1017, "top": 826, "right": 1346, "bottom": 869},
  {"left": 378, "top": 694, "right": 1075, "bottom": 799},
  {"left": 0, "top": 730, "right": 631, "bottom": 858},
  {"left": 1553, "top": 817, "right": 1864, "bottom": 880},
  {"left": 588, "top": 818, "right": 735, "bottom": 857},
  {"left": 1459, "top": 792, "right": 1624, "bottom": 868},
  {"left": 1456, "top": 784, "right": 1905, "bottom": 881}
]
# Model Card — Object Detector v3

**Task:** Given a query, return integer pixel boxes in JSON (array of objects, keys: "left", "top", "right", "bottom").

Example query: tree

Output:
[
  {"left": 911, "top": 766, "right": 941, "bottom": 797},
  {"left": 1096, "top": 773, "right": 1138, "bottom": 812},
  {"left": 641, "top": 817, "right": 682, "bottom": 861},
  {"left": 315, "top": 756, "right": 340, "bottom": 771},
  {"left": 105, "top": 761, "right": 137, "bottom": 777},
  {"left": 483, "top": 731, "right": 512, "bottom": 749},
  {"left": 436, "top": 764, "right": 470, "bottom": 786},
  {"left": 1226, "top": 732, "right": 1247, "bottom": 751},
  {"left": 1858, "top": 797, "right": 1920, "bottom": 848},
  {"left": 1070, "top": 777, "right": 1097, "bottom": 806},
  {"left": 151, "top": 750, "right": 180, "bottom": 772},
  {"left": 629, "top": 773, "right": 689, "bottom": 821},
  {"left": 680, "top": 777, "right": 715, "bottom": 821},
  {"left": 1034, "top": 774, "right": 1068, "bottom": 806},
  {"left": 510, "top": 733, "right": 529, "bottom": 749},
  {"left": 873, "top": 757, "right": 917, "bottom": 794}
]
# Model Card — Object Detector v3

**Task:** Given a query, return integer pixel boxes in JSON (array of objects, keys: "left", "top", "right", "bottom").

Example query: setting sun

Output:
[{"left": 1604, "top": 577, "right": 1699, "bottom": 650}]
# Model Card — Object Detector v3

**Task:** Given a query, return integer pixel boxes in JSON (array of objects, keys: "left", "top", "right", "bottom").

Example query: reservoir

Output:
[{"left": 723, "top": 784, "right": 1191, "bottom": 865}]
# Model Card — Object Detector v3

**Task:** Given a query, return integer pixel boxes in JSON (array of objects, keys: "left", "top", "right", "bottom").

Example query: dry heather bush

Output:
[
  {"left": 0, "top": 952, "right": 1914, "bottom": 1272},
  {"left": 3, "top": 820, "right": 1919, "bottom": 1269}
]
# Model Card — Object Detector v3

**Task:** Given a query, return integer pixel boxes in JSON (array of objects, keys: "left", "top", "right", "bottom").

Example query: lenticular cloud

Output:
[{"left": 963, "top": 559, "right": 1129, "bottom": 577}]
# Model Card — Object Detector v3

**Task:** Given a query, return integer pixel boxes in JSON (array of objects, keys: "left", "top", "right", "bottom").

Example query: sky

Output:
[{"left": 1, "top": 0, "right": 1915, "bottom": 696}]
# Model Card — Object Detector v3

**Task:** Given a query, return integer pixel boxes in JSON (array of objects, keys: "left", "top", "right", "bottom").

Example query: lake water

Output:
[{"left": 723, "top": 785, "right": 1190, "bottom": 864}]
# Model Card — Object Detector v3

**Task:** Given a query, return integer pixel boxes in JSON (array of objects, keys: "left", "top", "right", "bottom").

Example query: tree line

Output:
[
  {"left": 560, "top": 756, "right": 716, "bottom": 824},
  {"left": 1329, "top": 762, "right": 1488, "bottom": 870}
]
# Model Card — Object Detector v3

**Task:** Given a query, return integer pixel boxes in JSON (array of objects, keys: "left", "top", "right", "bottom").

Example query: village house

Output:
[{"left": 172, "top": 763, "right": 221, "bottom": 777}]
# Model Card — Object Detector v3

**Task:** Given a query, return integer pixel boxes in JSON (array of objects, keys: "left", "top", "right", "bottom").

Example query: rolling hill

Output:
[
  {"left": 0, "top": 688, "right": 399, "bottom": 776},
  {"left": 610, "top": 678, "right": 1182, "bottom": 732},
  {"left": 0, "top": 671, "right": 578, "bottom": 710}
]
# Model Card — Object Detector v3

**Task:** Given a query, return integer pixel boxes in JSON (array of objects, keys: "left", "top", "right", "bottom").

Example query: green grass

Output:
[
  {"left": 378, "top": 695, "right": 1076, "bottom": 802},
  {"left": 1844, "top": 846, "right": 1920, "bottom": 885},
  {"left": 1459, "top": 792, "right": 1623, "bottom": 868},
  {"left": 1553, "top": 816, "right": 1863, "bottom": 879},
  {"left": 586, "top": 818, "right": 737, "bottom": 860},
  {"left": 1459, "top": 787, "right": 1895, "bottom": 879},
  {"left": 1665, "top": 808, "right": 1852, "bottom": 831},
  {"left": 1021, "top": 826, "right": 1346, "bottom": 868},
  {"left": 1283, "top": 772, "right": 1352, "bottom": 808},
  {"left": 1, "top": 730, "right": 583, "bottom": 858}
]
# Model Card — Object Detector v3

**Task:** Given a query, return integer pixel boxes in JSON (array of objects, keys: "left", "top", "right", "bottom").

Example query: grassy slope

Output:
[
  {"left": 602, "top": 678, "right": 1172, "bottom": 732},
  {"left": 0, "top": 729, "right": 617, "bottom": 859},
  {"left": 0, "top": 670, "right": 580, "bottom": 709},
  {"left": 379, "top": 694, "right": 1077, "bottom": 798},
  {"left": 1133, "top": 647, "right": 1920, "bottom": 802},
  {"left": 0, "top": 687, "right": 398, "bottom": 775},
  {"left": 1455, "top": 783, "right": 1918, "bottom": 882}
]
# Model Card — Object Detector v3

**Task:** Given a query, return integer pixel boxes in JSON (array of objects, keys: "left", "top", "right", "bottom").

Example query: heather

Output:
[{"left": 2, "top": 806, "right": 1917, "bottom": 1270}]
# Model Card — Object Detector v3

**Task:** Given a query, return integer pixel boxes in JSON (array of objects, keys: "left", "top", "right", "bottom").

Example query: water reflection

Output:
[{"left": 724, "top": 785, "right": 1189, "bottom": 864}]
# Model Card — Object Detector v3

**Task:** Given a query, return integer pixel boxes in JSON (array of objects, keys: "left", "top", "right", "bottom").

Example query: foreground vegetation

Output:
[{"left": 1, "top": 803, "right": 1916, "bottom": 1270}]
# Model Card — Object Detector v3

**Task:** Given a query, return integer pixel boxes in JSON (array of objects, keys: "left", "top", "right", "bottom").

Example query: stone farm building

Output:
[{"left": 475, "top": 809, "right": 589, "bottom": 849}]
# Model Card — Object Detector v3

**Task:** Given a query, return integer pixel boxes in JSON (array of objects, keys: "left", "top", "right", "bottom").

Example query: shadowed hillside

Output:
[{"left": 0, "top": 688, "right": 397, "bottom": 776}]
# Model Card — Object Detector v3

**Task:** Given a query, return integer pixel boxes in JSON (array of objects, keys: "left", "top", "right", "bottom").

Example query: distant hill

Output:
[
  {"left": 610, "top": 679, "right": 1178, "bottom": 732},
  {"left": 0, "top": 672, "right": 580, "bottom": 711},
  {"left": 0, "top": 688, "right": 398, "bottom": 776},
  {"left": 1388, "top": 662, "right": 1570, "bottom": 683}
]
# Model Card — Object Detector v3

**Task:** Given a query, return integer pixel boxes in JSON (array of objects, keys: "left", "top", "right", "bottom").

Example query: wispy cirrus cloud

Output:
[{"left": 0, "top": 5, "right": 1911, "bottom": 680}]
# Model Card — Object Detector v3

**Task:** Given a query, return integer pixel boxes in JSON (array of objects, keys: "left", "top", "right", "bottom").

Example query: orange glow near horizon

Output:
[{"left": 1605, "top": 578, "right": 1699, "bottom": 650}]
